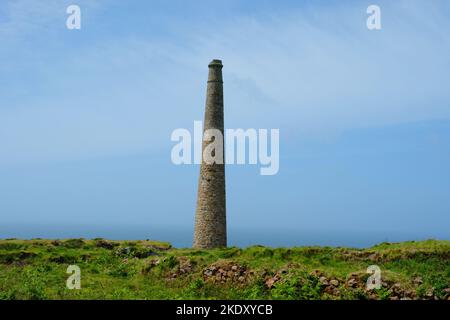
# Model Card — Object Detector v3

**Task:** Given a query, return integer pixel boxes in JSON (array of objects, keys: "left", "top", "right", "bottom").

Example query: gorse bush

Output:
[
  {"left": 21, "top": 266, "right": 48, "bottom": 300},
  {"left": 61, "top": 239, "right": 85, "bottom": 249},
  {"left": 271, "top": 271, "right": 322, "bottom": 300}
]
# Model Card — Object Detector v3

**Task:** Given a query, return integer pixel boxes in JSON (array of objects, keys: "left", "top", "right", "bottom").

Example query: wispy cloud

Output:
[{"left": 1, "top": 0, "right": 450, "bottom": 164}]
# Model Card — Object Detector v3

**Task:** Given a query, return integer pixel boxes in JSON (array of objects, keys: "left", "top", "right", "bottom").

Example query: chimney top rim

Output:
[{"left": 209, "top": 59, "right": 223, "bottom": 67}]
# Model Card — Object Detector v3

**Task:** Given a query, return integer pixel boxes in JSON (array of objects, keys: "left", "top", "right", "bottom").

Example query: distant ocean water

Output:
[{"left": 1, "top": 224, "right": 446, "bottom": 248}]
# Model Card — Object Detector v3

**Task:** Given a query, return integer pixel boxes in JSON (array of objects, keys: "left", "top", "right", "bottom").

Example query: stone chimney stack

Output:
[{"left": 193, "top": 59, "right": 227, "bottom": 249}]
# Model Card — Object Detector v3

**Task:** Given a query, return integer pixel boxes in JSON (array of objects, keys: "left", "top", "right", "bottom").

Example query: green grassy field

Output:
[{"left": 0, "top": 238, "right": 448, "bottom": 300}]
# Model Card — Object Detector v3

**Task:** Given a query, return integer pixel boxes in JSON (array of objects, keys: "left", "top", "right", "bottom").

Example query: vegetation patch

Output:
[{"left": 0, "top": 239, "right": 448, "bottom": 300}]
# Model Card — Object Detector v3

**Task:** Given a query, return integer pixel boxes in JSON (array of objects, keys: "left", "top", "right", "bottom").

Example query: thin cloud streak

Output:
[{"left": 0, "top": 0, "right": 449, "bottom": 165}]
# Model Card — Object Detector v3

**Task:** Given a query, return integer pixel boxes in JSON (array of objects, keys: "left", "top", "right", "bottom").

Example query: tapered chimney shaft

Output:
[{"left": 193, "top": 59, "right": 227, "bottom": 249}]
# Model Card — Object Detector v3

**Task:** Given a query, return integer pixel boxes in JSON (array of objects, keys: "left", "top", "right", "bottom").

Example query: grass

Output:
[{"left": 0, "top": 238, "right": 448, "bottom": 300}]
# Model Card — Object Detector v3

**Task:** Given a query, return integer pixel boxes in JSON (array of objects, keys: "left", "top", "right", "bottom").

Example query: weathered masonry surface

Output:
[{"left": 193, "top": 59, "right": 227, "bottom": 249}]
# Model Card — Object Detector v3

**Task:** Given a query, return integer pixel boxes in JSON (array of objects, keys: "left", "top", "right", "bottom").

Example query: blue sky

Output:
[{"left": 0, "top": 0, "right": 449, "bottom": 247}]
